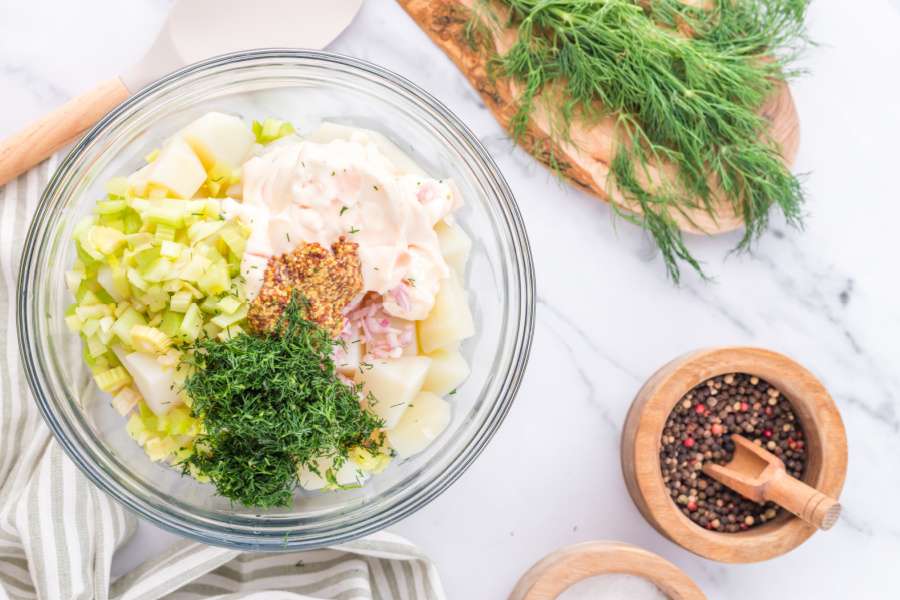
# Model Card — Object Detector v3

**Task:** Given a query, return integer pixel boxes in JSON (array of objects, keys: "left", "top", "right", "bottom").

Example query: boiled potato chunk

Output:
[
  {"left": 360, "top": 356, "right": 431, "bottom": 429},
  {"left": 147, "top": 137, "right": 206, "bottom": 199},
  {"left": 120, "top": 351, "right": 179, "bottom": 416},
  {"left": 298, "top": 456, "right": 369, "bottom": 491},
  {"left": 418, "top": 274, "right": 474, "bottom": 353},
  {"left": 435, "top": 220, "right": 471, "bottom": 274},
  {"left": 422, "top": 349, "right": 469, "bottom": 396},
  {"left": 387, "top": 391, "right": 451, "bottom": 458},
  {"left": 180, "top": 112, "right": 255, "bottom": 169}
]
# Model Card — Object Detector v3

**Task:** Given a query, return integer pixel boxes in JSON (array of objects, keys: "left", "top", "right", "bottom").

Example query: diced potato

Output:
[
  {"left": 298, "top": 456, "right": 369, "bottom": 491},
  {"left": 147, "top": 137, "right": 206, "bottom": 199},
  {"left": 435, "top": 220, "right": 472, "bottom": 274},
  {"left": 387, "top": 391, "right": 451, "bottom": 458},
  {"left": 417, "top": 274, "right": 474, "bottom": 353},
  {"left": 120, "top": 351, "right": 180, "bottom": 416},
  {"left": 422, "top": 349, "right": 469, "bottom": 396},
  {"left": 180, "top": 112, "right": 255, "bottom": 169},
  {"left": 359, "top": 355, "right": 431, "bottom": 429}
]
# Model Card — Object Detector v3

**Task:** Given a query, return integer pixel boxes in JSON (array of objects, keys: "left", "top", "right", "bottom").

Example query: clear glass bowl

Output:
[{"left": 17, "top": 50, "right": 535, "bottom": 549}]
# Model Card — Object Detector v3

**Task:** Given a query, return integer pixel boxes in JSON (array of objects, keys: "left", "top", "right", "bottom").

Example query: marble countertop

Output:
[{"left": 4, "top": 1, "right": 899, "bottom": 598}]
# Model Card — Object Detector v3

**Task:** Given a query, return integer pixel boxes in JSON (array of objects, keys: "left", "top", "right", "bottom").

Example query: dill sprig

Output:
[
  {"left": 492, "top": 0, "right": 809, "bottom": 281},
  {"left": 179, "top": 296, "right": 383, "bottom": 508}
]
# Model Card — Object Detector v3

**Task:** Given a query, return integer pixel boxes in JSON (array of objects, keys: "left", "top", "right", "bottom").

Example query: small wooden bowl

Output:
[
  {"left": 621, "top": 347, "right": 848, "bottom": 563},
  {"left": 510, "top": 541, "right": 706, "bottom": 600}
]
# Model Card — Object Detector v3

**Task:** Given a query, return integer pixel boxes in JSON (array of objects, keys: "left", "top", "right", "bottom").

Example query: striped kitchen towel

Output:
[{"left": 0, "top": 158, "right": 446, "bottom": 600}]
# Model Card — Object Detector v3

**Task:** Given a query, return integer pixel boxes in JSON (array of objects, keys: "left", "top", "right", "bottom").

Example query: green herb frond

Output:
[
  {"left": 179, "top": 295, "right": 383, "bottom": 508},
  {"left": 489, "top": 0, "right": 809, "bottom": 280}
]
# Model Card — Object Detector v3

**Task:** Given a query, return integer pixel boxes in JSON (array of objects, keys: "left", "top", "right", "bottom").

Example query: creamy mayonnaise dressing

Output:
[{"left": 223, "top": 127, "right": 461, "bottom": 321}]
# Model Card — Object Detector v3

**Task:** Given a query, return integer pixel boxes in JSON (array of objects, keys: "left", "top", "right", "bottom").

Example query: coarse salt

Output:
[{"left": 557, "top": 574, "right": 668, "bottom": 600}]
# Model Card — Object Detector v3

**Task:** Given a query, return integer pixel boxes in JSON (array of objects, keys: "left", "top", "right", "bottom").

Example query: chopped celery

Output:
[
  {"left": 87, "top": 226, "right": 126, "bottom": 255},
  {"left": 169, "top": 291, "right": 192, "bottom": 313},
  {"left": 94, "top": 366, "right": 132, "bottom": 392},
  {"left": 131, "top": 325, "right": 172, "bottom": 354},
  {"left": 219, "top": 224, "right": 246, "bottom": 257},
  {"left": 76, "top": 304, "right": 111, "bottom": 321},
  {"left": 188, "top": 220, "right": 224, "bottom": 244},
  {"left": 159, "top": 311, "right": 183, "bottom": 338},
  {"left": 210, "top": 305, "right": 248, "bottom": 329},
  {"left": 81, "top": 318, "right": 100, "bottom": 337},
  {"left": 217, "top": 296, "right": 242, "bottom": 315},
  {"left": 111, "top": 307, "right": 147, "bottom": 347},
  {"left": 253, "top": 118, "right": 295, "bottom": 144},
  {"left": 112, "top": 386, "right": 141, "bottom": 416},
  {"left": 96, "top": 199, "right": 127, "bottom": 215},
  {"left": 144, "top": 148, "right": 160, "bottom": 163},
  {"left": 126, "top": 268, "right": 148, "bottom": 291},
  {"left": 197, "top": 263, "right": 229, "bottom": 295},
  {"left": 126, "top": 413, "right": 150, "bottom": 445},
  {"left": 145, "top": 437, "right": 178, "bottom": 462},
  {"left": 146, "top": 205, "right": 185, "bottom": 228},
  {"left": 64, "top": 313, "right": 83, "bottom": 333},
  {"left": 154, "top": 224, "right": 177, "bottom": 242},
  {"left": 179, "top": 303, "right": 203, "bottom": 341},
  {"left": 160, "top": 241, "right": 185, "bottom": 259},
  {"left": 141, "top": 257, "right": 173, "bottom": 283},
  {"left": 217, "top": 324, "right": 244, "bottom": 341}
]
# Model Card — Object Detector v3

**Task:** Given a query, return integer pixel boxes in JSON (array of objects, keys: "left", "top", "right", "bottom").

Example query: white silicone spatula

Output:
[{"left": 0, "top": 0, "right": 363, "bottom": 186}]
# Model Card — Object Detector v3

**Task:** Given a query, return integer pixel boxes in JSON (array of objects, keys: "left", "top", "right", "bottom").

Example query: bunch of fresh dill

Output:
[
  {"left": 490, "top": 0, "right": 809, "bottom": 281},
  {"left": 179, "top": 297, "right": 383, "bottom": 508}
]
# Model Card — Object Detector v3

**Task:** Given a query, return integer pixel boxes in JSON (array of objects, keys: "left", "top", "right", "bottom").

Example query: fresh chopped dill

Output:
[
  {"left": 486, "top": 0, "right": 809, "bottom": 281},
  {"left": 179, "top": 296, "right": 384, "bottom": 508},
  {"left": 348, "top": 226, "right": 360, "bottom": 234},
  {"left": 340, "top": 206, "right": 349, "bottom": 216}
]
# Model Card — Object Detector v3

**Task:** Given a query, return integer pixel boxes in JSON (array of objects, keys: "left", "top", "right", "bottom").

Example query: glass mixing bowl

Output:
[{"left": 17, "top": 50, "right": 535, "bottom": 549}]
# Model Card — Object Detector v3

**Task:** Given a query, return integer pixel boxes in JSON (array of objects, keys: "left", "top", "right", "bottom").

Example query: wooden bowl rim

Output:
[
  {"left": 621, "top": 347, "right": 848, "bottom": 563},
  {"left": 509, "top": 541, "right": 706, "bottom": 600}
]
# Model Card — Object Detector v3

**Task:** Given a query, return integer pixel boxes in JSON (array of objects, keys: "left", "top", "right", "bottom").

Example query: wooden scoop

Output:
[{"left": 703, "top": 434, "right": 841, "bottom": 531}]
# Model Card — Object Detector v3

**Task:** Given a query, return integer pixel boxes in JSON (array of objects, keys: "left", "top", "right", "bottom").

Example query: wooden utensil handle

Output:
[
  {"left": 766, "top": 471, "right": 842, "bottom": 530},
  {"left": 0, "top": 77, "right": 130, "bottom": 187}
]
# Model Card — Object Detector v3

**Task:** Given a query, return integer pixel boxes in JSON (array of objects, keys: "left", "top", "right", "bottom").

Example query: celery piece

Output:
[
  {"left": 76, "top": 285, "right": 102, "bottom": 306},
  {"left": 217, "top": 324, "right": 244, "bottom": 341},
  {"left": 160, "top": 241, "right": 185, "bottom": 259},
  {"left": 123, "top": 210, "right": 143, "bottom": 234},
  {"left": 145, "top": 149, "right": 160, "bottom": 163},
  {"left": 64, "top": 314, "right": 83, "bottom": 333},
  {"left": 87, "top": 226, "right": 126, "bottom": 256},
  {"left": 199, "top": 295, "right": 219, "bottom": 314},
  {"left": 188, "top": 220, "right": 224, "bottom": 245},
  {"left": 179, "top": 254, "right": 212, "bottom": 283},
  {"left": 203, "top": 321, "right": 222, "bottom": 339},
  {"left": 169, "top": 291, "right": 193, "bottom": 314},
  {"left": 111, "top": 307, "right": 147, "bottom": 347},
  {"left": 146, "top": 206, "right": 185, "bottom": 228},
  {"left": 219, "top": 224, "right": 246, "bottom": 257},
  {"left": 94, "top": 366, "right": 132, "bottom": 393},
  {"left": 76, "top": 304, "right": 110, "bottom": 321},
  {"left": 81, "top": 318, "right": 100, "bottom": 337},
  {"left": 179, "top": 303, "right": 203, "bottom": 341},
  {"left": 197, "top": 263, "right": 229, "bottom": 296},
  {"left": 132, "top": 246, "right": 161, "bottom": 270},
  {"left": 112, "top": 386, "right": 141, "bottom": 416},
  {"left": 131, "top": 325, "right": 172, "bottom": 354},
  {"left": 155, "top": 224, "right": 177, "bottom": 242},
  {"left": 210, "top": 304, "right": 248, "bottom": 329},
  {"left": 217, "top": 296, "right": 242, "bottom": 315},
  {"left": 97, "top": 216, "right": 126, "bottom": 232},
  {"left": 126, "top": 268, "right": 148, "bottom": 292},
  {"left": 145, "top": 436, "right": 177, "bottom": 462},
  {"left": 159, "top": 311, "right": 183, "bottom": 337},
  {"left": 126, "top": 413, "right": 150, "bottom": 445},
  {"left": 65, "top": 269, "right": 84, "bottom": 296},
  {"left": 141, "top": 257, "right": 173, "bottom": 283},
  {"left": 165, "top": 407, "right": 194, "bottom": 435},
  {"left": 95, "top": 199, "right": 127, "bottom": 215},
  {"left": 86, "top": 335, "right": 108, "bottom": 359},
  {"left": 253, "top": 118, "right": 295, "bottom": 144}
]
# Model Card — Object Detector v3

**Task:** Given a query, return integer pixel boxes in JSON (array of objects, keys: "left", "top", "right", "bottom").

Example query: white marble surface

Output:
[{"left": 4, "top": 0, "right": 900, "bottom": 598}]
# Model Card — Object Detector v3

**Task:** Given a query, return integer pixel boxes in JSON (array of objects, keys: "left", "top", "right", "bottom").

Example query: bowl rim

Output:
[
  {"left": 620, "top": 346, "right": 848, "bottom": 563},
  {"left": 17, "top": 48, "right": 536, "bottom": 549}
]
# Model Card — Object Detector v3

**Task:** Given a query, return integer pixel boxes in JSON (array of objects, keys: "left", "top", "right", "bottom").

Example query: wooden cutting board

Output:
[{"left": 396, "top": 0, "right": 800, "bottom": 236}]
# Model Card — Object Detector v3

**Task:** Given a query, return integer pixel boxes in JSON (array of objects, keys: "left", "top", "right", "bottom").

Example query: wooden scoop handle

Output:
[
  {"left": 0, "top": 77, "right": 130, "bottom": 187},
  {"left": 765, "top": 470, "right": 842, "bottom": 530}
]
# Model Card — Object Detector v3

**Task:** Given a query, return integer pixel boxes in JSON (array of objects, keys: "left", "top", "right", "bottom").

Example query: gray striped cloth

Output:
[{"left": 0, "top": 158, "right": 446, "bottom": 600}]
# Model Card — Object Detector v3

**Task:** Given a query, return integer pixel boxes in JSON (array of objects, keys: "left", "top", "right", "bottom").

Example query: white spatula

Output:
[{"left": 0, "top": 0, "right": 363, "bottom": 186}]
